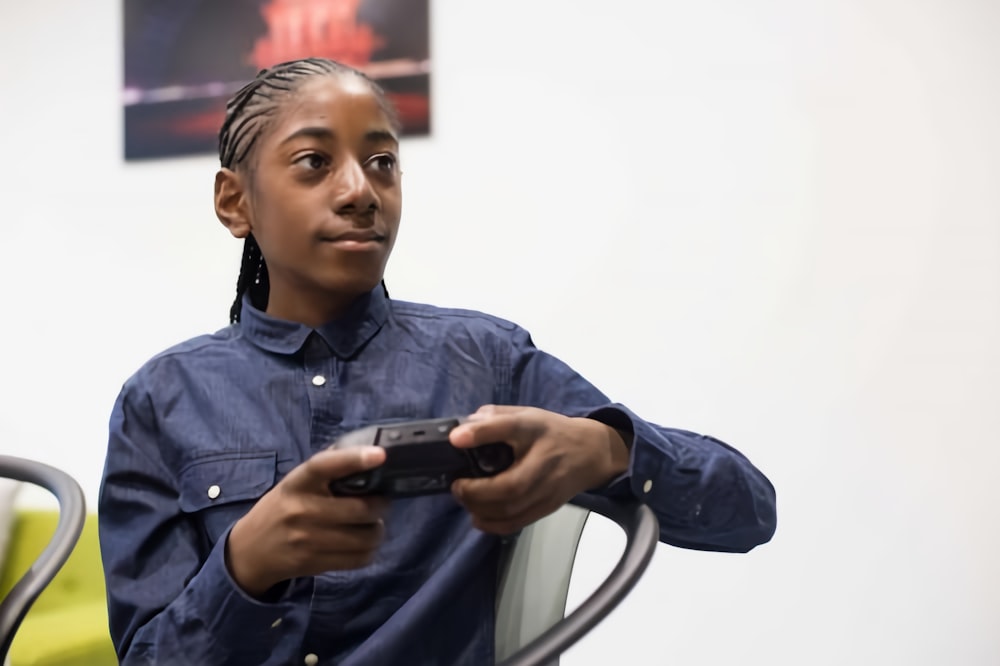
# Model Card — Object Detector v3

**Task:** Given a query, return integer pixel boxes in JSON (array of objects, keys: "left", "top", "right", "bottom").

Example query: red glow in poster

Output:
[{"left": 124, "top": 0, "right": 430, "bottom": 160}]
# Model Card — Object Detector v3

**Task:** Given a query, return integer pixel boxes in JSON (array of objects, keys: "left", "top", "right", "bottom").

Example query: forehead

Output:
[{"left": 266, "top": 74, "right": 395, "bottom": 144}]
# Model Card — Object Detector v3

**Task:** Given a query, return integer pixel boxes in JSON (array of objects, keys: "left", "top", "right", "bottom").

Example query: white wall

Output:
[{"left": 2, "top": 1, "right": 998, "bottom": 664}]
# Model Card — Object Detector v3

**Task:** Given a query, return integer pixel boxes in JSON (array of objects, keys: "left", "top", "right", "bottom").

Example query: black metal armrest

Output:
[{"left": 0, "top": 455, "right": 86, "bottom": 661}]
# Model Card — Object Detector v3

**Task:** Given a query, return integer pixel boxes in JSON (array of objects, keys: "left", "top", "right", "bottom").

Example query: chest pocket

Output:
[{"left": 178, "top": 451, "right": 277, "bottom": 545}]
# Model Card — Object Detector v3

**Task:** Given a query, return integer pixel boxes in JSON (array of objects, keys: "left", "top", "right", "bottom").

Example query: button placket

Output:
[{"left": 303, "top": 334, "right": 343, "bottom": 452}]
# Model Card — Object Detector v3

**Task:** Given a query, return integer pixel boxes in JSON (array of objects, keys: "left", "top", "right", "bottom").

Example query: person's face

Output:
[{"left": 217, "top": 74, "right": 402, "bottom": 321}]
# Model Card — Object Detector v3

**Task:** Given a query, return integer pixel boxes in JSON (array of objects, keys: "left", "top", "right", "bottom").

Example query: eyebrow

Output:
[
  {"left": 363, "top": 129, "right": 399, "bottom": 145},
  {"left": 279, "top": 126, "right": 398, "bottom": 146},
  {"left": 280, "top": 126, "right": 334, "bottom": 145}
]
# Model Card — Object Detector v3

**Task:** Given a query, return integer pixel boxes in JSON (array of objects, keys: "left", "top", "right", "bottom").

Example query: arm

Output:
[
  {"left": 100, "top": 372, "right": 390, "bottom": 664},
  {"left": 452, "top": 326, "right": 776, "bottom": 553},
  {"left": 99, "top": 376, "right": 314, "bottom": 665},
  {"left": 583, "top": 403, "right": 777, "bottom": 553}
]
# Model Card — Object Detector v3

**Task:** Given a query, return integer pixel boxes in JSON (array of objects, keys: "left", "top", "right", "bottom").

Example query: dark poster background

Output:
[{"left": 123, "top": 0, "right": 430, "bottom": 160}]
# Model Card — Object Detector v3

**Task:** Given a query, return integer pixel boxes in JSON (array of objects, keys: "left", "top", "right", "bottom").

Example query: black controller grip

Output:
[{"left": 329, "top": 417, "right": 515, "bottom": 497}]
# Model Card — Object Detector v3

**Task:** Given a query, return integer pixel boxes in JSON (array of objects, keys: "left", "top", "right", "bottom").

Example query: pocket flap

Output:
[{"left": 178, "top": 451, "right": 276, "bottom": 513}]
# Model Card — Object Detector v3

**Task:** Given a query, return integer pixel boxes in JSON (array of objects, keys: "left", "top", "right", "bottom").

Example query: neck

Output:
[{"left": 264, "top": 283, "right": 371, "bottom": 328}]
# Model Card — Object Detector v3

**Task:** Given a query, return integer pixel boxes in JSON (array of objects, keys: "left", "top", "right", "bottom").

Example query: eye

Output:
[
  {"left": 294, "top": 152, "right": 330, "bottom": 171},
  {"left": 365, "top": 153, "right": 398, "bottom": 174}
]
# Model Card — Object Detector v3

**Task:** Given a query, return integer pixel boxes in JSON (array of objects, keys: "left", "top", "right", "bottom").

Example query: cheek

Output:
[
  {"left": 381, "top": 191, "right": 403, "bottom": 228},
  {"left": 252, "top": 192, "right": 320, "bottom": 242}
]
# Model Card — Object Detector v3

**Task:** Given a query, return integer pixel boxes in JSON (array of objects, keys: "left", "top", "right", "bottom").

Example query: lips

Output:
[{"left": 320, "top": 230, "right": 387, "bottom": 243}]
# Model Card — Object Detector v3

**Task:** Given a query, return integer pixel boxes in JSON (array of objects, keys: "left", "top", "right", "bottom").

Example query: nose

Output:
[{"left": 333, "top": 158, "right": 378, "bottom": 219}]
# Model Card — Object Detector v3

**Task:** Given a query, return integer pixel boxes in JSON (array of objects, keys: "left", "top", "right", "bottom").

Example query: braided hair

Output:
[{"left": 220, "top": 58, "right": 400, "bottom": 324}]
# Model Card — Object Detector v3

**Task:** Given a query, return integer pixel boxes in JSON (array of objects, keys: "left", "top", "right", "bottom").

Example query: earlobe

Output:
[{"left": 214, "top": 168, "right": 251, "bottom": 238}]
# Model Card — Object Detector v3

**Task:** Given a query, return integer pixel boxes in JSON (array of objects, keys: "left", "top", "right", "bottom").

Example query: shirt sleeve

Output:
[
  {"left": 507, "top": 326, "right": 777, "bottom": 553},
  {"left": 98, "top": 373, "right": 314, "bottom": 665}
]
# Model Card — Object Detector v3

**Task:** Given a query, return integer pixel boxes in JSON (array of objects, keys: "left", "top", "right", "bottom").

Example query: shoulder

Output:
[
  {"left": 389, "top": 299, "right": 525, "bottom": 336},
  {"left": 385, "top": 299, "right": 538, "bottom": 363},
  {"left": 118, "top": 325, "right": 246, "bottom": 397}
]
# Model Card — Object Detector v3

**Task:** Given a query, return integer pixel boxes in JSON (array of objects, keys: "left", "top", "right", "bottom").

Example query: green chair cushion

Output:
[
  {"left": 0, "top": 511, "right": 107, "bottom": 614},
  {"left": 0, "top": 511, "right": 116, "bottom": 666},
  {"left": 7, "top": 600, "right": 117, "bottom": 666}
]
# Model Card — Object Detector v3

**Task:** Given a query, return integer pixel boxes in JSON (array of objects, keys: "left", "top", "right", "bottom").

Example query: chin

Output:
[{"left": 325, "top": 271, "right": 384, "bottom": 298}]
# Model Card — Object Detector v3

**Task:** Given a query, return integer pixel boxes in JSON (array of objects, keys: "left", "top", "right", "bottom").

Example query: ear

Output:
[{"left": 214, "top": 168, "right": 252, "bottom": 238}]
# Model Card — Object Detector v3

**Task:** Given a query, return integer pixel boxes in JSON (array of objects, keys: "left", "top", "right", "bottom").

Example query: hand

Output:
[
  {"left": 226, "top": 446, "right": 388, "bottom": 598},
  {"left": 449, "top": 405, "right": 630, "bottom": 535}
]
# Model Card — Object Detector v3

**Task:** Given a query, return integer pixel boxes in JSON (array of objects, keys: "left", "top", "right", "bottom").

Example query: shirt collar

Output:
[{"left": 239, "top": 286, "right": 390, "bottom": 358}]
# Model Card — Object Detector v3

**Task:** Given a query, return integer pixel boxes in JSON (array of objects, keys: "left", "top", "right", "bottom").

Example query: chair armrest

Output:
[{"left": 497, "top": 495, "right": 659, "bottom": 666}]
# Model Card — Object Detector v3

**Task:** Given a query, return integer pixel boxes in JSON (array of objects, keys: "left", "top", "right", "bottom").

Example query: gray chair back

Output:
[
  {"left": 495, "top": 502, "right": 590, "bottom": 664},
  {"left": 495, "top": 495, "right": 659, "bottom": 666}
]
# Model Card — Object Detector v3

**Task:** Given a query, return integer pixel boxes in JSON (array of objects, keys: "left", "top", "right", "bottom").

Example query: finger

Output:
[
  {"left": 311, "top": 520, "right": 388, "bottom": 572},
  {"left": 457, "top": 487, "right": 542, "bottom": 524},
  {"left": 450, "top": 411, "right": 538, "bottom": 450},
  {"left": 452, "top": 465, "right": 558, "bottom": 520},
  {"left": 466, "top": 404, "right": 534, "bottom": 422},
  {"left": 284, "top": 446, "right": 386, "bottom": 493},
  {"left": 452, "top": 450, "right": 556, "bottom": 509},
  {"left": 322, "top": 552, "right": 381, "bottom": 571},
  {"left": 280, "top": 500, "right": 386, "bottom": 552},
  {"left": 469, "top": 497, "right": 565, "bottom": 536},
  {"left": 467, "top": 404, "right": 497, "bottom": 421},
  {"left": 306, "top": 493, "right": 390, "bottom": 526},
  {"left": 468, "top": 403, "right": 527, "bottom": 418},
  {"left": 309, "top": 521, "right": 386, "bottom": 555}
]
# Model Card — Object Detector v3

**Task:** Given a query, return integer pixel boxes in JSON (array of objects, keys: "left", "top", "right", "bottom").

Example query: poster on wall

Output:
[{"left": 123, "top": 0, "right": 430, "bottom": 160}]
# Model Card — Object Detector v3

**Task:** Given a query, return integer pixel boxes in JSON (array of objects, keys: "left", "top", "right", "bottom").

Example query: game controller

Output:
[{"left": 328, "top": 416, "right": 515, "bottom": 497}]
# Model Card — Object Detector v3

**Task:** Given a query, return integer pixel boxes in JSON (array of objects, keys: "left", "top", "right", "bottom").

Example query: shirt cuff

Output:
[
  {"left": 191, "top": 525, "right": 314, "bottom": 657},
  {"left": 584, "top": 404, "right": 659, "bottom": 500}
]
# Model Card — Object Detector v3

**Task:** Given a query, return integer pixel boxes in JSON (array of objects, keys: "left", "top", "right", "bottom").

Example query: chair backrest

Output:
[
  {"left": 494, "top": 495, "right": 659, "bottom": 666},
  {"left": 0, "top": 456, "right": 86, "bottom": 663},
  {"left": 495, "top": 503, "right": 591, "bottom": 665}
]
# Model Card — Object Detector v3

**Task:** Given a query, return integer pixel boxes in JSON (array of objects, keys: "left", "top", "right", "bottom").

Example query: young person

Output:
[{"left": 99, "top": 57, "right": 777, "bottom": 666}]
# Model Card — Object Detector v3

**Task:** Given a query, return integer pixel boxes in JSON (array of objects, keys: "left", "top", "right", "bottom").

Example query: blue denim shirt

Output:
[{"left": 99, "top": 287, "right": 776, "bottom": 665}]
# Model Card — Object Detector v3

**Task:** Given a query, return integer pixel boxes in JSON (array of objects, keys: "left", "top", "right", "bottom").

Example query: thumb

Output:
[
  {"left": 468, "top": 404, "right": 523, "bottom": 419},
  {"left": 450, "top": 411, "right": 534, "bottom": 450},
  {"left": 286, "top": 446, "right": 386, "bottom": 492}
]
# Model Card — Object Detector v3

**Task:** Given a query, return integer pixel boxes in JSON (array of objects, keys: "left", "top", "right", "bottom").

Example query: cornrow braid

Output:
[
  {"left": 229, "top": 234, "right": 270, "bottom": 324},
  {"left": 223, "top": 58, "right": 400, "bottom": 324}
]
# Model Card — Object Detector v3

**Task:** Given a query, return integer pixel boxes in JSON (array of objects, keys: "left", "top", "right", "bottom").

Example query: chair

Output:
[
  {"left": 0, "top": 456, "right": 86, "bottom": 664},
  {"left": 495, "top": 495, "right": 659, "bottom": 666}
]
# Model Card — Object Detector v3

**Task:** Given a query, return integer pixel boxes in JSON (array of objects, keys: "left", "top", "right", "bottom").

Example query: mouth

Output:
[{"left": 318, "top": 230, "right": 388, "bottom": 251}]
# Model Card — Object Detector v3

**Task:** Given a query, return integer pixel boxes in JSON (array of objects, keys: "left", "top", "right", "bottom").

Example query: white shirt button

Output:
[
  {"left": 642, "top": 479, "right": 653, "bottom": 494},
  {"left": 207, "top": 484, "right": 221, "bottom": 500},
  {"left": 304, "top": 654, "right": 319, "bottom": 666},
  {"left": 311, "top": 375, "right": 326, "bottom": 386},
  {"left": 271, "top": 618, "right": 282, "bottom": 628}
]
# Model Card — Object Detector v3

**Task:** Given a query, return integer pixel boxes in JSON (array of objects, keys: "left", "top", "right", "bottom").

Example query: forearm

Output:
[
  {"left": 586, "top": 405, "right": 777, "bottom": 553},
  {"left": 507, "top": 326, "right": 776, "bottom": 551},
  {"left": 114, "top": 528, "right": 313, "bottom": 665},
  {"left": 101, "top": 381, "right": 313, "bottom": 665}
]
